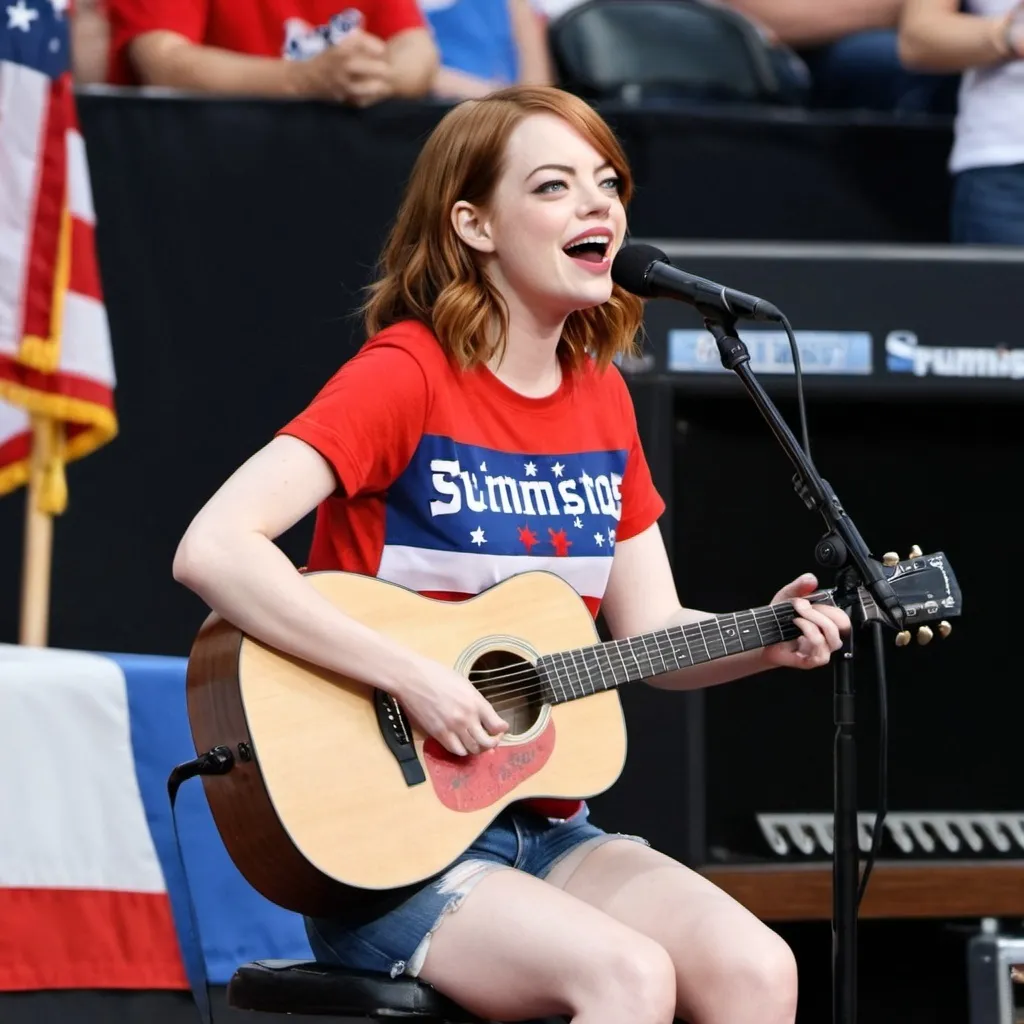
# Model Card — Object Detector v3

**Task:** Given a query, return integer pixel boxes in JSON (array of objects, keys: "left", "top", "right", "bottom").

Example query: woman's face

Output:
[{"left": 453, "top": 113, "right": 627, "bottom": 320}]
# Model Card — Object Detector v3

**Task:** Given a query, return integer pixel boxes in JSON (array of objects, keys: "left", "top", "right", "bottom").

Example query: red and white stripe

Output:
[{"left": 0, "top": 57, "right": 116, "bottom": 500}]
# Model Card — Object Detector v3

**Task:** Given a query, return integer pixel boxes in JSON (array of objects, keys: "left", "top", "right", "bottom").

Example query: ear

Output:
[{"left": 451, "top": 201, "right": 495, "bottom": 254}]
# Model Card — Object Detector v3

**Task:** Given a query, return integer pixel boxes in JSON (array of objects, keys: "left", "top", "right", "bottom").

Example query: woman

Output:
[
  {"left": 173, "top": 86, "right": 849, "bottom": 1024},
  {"left": 900, "top": 0, "right": 1024, "bottom": 244}
]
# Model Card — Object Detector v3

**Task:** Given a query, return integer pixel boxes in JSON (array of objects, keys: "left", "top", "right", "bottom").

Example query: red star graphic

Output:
[
  {"left": 548, "top": 527, "right": 572, "bottom": 557},
  {"left": 518, "top": 524, "right": 539, "bottom": 553}
]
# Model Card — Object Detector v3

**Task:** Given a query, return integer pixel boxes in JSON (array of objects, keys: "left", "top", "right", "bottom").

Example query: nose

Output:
[{"left": 577, "top": 179, "right": 612, "bottom": 218}]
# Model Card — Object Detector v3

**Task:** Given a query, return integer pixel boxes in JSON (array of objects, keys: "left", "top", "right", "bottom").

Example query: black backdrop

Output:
[{"left": 2, "top": 93, "right": 998, "bottom": 870}]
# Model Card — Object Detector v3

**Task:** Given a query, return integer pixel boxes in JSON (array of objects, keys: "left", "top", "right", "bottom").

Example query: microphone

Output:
[{"left": 612, "top": 243, "right": 783, "bottom": 323}]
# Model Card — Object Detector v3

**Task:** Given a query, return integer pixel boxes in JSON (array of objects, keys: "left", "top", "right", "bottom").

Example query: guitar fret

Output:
[
  {"left": 597, "top": 644, "right": 617, "bottom": 692},
  {"left": 769, "top": 604, "right": 784, "bottom": 643},
  {"left": 613, "top": 641, "right": 630, "bottom": 687},
  {"left": 570, "top": 648, "right": 592, "bottom": 698},
  {"left": 560, "top": 650, "right": 581, "bottom": 700},
  {"left": 552, "top": 652, "right": 569, "bottom": 703},
  {"left": 626, "top": 639, "right": 645, "bottom": 681},
  {"left": 694, "top": 621, "right": 712, "bottom": 663},
  {"left": 674, "top": 624, "right": 695, "bottom": 666}
]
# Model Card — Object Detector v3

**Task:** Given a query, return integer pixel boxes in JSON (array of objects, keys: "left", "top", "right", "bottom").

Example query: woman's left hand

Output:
[{"left": 761, "top": 573, "right": 850, "bottom": 671}]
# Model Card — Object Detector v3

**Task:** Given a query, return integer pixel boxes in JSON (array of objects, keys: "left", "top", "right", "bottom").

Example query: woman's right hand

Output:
[{"left": 396, "top": 661, "right": 508, "bottom": 757}]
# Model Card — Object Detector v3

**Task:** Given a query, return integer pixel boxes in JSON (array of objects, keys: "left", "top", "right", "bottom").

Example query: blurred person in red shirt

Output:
[{"left": 106, "top": 0, "right": 438, "bottom": 106}]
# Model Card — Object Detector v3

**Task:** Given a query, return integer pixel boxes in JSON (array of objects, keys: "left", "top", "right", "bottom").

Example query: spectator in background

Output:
[
  {"left": 422, "top": 0, "right": 554, "bottom": 98},
  {"left": 722, "top": 0, "right": 957, "bottom": 111},
  {"left": 900, "top": 0, "right": 1024, "bottom": 244},
  {"left": 105, "top": 1, "right": 438, "bottom": 106},
  {"left": 71, "top": 0, "right": 111, "bottom": 83}
]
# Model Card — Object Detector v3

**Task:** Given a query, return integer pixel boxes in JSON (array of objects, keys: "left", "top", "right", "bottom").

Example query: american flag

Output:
[{"left": 0, "top": 0, "right": 116, "bottom": 514}]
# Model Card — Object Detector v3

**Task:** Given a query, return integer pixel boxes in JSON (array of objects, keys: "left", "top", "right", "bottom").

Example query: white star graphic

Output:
[
  {"left": 573, "top": 516, "right": 584, "bottom": 529},
  {"left": 607, "top": 527, "right": 616, "bottom": 546},
  {"left": 49, "top": 0, "right": 68, "bottom": 15},
  {"left": 7, "top": 0, "right": 39, "bottom": 31},
  {"left": 470, "top": 526, "right": 486, "bottom": 547},
  {"left": 479, "top": 461, "right": 487, "bottom": 473},
  {"left": 551, "top": 461, "right": 565, "bottom": 478},
  {"left": 524, "top": 461, "right": 537, "bottom": 476},
  {"left": 594, "top": 532, "right": 604, "bottom": 547}
]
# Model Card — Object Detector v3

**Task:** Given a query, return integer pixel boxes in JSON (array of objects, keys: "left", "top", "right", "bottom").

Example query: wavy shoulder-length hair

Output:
[{"left": 362, "top": 86, "right": 644, "bottom": 371}]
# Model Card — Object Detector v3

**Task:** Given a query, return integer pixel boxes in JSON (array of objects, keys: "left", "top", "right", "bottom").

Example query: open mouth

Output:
[{"left": 562, "top": 235, "right": 611, "bottom": 265}]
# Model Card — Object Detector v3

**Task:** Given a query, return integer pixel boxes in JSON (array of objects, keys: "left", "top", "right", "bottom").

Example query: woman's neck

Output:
[{"left": 486, "top": 293, "right": 565, "bottom": 399}]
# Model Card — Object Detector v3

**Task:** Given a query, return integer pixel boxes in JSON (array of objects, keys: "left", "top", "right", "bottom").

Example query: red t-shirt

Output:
[
  {"left": 107, "top": 0, "right": 426, "bottom": 85},
  {"left": 279, "top": 320, "right": 666, "bottom": 820}
]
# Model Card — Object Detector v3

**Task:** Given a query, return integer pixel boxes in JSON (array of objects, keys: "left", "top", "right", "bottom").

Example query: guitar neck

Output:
[{"left": 537, "top": 591, "right": 839, "bottom": 704}]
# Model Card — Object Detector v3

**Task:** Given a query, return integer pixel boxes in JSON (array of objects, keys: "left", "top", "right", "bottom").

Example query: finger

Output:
[
  {"left": 444, "top": 733, "right": 468, "bottom": 758},
  {"left": 460, "top": 730, "right": 483, "bottom": 756},
  {"left": 342, "top": 57, "right": 393, "bottom": 79},
  {"left": 794, "top": 599, "right": 842, "bottom": 651},
  {"left": 773, "top": 572, "right": 818, "bottom": 602},
  {"left": 343, "top": 29, "right": 387, "bottom": 55},
  {"left": 791, "top": 616, "right": 831, "bottom": 662},
  {"left": 468, "top": 722, "right": 499, "bottom": 751},
  {"left": 481, "top": 705, "right": 509, "bottom": 735}
]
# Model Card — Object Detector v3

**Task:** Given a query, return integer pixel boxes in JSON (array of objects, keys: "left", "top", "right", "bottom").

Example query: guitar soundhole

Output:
[{"left": 468, "top": 650, "right": 543, "bottom": 737}]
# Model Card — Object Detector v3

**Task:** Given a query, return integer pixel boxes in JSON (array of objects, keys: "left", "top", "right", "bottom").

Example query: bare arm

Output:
[
  {"left": 128, "top": 30, "right": 303, "bottom": 96},
  {"left": 386, "top": 27, "right": 440, "bottom": 97},
  {"left": 725, "top": 0, "right": 903, "bottom": 47},
  {"left": 899, "top": 0, "right": 1021, "bottom": 71},
  {"left": 510, "top": 0, "right": 555, "bottom": 84},
  {"left": 432, "top": 65, "right": 502, "bottom": 99},
  {"left": 173, "top": 436, "right": 424, "bottom": 690},
  {"left": 173, "top": 435, "right": 507, "bottom": 756},
  {"left": 600, "top": 524, "right": 846, "bottom": 690},
  {"left": 128, "top": 26, "right": 435, "bottom": 103},
  {"left": 71, "top": 0, "right": 110, "bottom": 84}
]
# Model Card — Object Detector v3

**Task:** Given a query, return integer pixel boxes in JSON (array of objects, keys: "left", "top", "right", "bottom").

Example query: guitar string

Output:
[
  {"left": 471, "top": 602, "right": 806, "bottom": 700},
  {"left": 464, "top": 592, "right": 844, "bottom": 683},
  {"left": 472, "top": 609, "right": 806, "bottom": 710},
  {"left": 470, "top": 604, "right": 802, "bottom": 692},
  {"left": 472, "top": 587, "right": 887, "bottom": 710}
]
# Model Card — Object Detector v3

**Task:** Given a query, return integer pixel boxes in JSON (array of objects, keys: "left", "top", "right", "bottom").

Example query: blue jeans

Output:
[
  {"left": 305, "top": 804, "right": 647, "bottom": 979},
  {"left": 952, "top": 164, "right": 1024, "bottom": 245}
]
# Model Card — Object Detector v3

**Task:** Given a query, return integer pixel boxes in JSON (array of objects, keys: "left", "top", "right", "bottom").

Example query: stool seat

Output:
[{"left": 227, "top": 959, "right": 484, "bottom": 1021}]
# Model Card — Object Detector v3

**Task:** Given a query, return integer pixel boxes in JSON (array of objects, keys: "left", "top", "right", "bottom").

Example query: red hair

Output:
[{"left": 363, "top": 86, "right": 643, "bottom": 371}]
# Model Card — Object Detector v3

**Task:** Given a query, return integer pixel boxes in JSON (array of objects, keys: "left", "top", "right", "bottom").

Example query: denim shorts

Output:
[{"left": 305, "top": 803, "right": 647, "bottom": 979}]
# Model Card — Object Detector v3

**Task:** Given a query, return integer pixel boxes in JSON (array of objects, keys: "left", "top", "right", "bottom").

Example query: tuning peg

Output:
[
  {"left": 882, "top": 552, "right": 900, "bottom": 567},
  {"left": 895, "top": 631, "right": 911, "bottom": 647},
  {"left": 938, "top": 620, "right": 952, "bottom": 638},
  {"left": 908, "top": 544, "right": 923, "bottom": 559},
  {"left": 917, "top": 625, "right": 934, "bottom": 645}
]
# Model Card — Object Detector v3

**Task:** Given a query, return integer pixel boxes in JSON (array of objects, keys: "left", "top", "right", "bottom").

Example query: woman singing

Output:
[{"left": 173, "top": 85, "right": 849, "bottom": 1024}]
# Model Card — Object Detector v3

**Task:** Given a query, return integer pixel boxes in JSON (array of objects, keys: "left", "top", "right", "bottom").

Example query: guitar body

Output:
[{"left": 186, "top": 570, "right": 627, "bottom": 917}]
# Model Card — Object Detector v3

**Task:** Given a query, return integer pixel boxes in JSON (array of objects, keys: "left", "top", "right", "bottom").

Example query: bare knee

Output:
[
  {"left": 578, "top": 939, "right": 676, "bottom": 1023},
  {"left": 733, "top": 933, "right": 799, "bottom": 1024}
]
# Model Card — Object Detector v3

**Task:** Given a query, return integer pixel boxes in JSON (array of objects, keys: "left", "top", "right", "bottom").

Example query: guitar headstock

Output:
[{"left": 858, "top": 546, "right": 962, "bottom": 646}]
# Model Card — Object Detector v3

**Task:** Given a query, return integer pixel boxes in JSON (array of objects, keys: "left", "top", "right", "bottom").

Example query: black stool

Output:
[{"left": 227, "top": 959, "right": 485, "bottom": 1021}]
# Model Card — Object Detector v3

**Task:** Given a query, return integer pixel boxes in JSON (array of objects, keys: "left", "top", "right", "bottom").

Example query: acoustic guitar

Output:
[{"left": 185, "top": 550, "right": 961, "bottom": 916}]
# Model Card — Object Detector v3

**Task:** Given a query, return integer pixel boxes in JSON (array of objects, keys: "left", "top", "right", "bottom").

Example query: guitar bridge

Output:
[{"left": 373, "top": 689, "right": 425, "bottom": 787}]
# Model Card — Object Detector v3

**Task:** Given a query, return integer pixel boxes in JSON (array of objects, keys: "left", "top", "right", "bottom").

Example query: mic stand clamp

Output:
[{"left": 702, "top": 313, "right": 906, "bottom": 1024}]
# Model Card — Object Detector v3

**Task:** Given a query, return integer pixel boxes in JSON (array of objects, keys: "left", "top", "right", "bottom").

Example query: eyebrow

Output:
[{"left": 526, "top": 161, "right": 614, "bottom": 180}]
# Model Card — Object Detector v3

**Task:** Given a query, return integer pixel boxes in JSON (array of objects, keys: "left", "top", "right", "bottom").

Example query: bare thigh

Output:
[
  {"left": 545, "top": 840, "right": 798, "bottom": 1024},
  {"left": 417, "top": 866, "right": 677, "bottom": 1024}
]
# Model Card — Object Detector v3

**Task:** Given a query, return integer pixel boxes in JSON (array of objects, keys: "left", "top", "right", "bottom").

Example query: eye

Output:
[
  {"left": 534, "top": 179, "right": 568, "bottom": 194},
  {"left": 601, "top": 175, "right": 623, "bottom": 193}
]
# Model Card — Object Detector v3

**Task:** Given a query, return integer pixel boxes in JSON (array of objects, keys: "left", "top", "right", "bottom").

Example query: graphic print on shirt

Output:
[
  {"left": 378, "top": 434, "right": 628, "bottom": 602},
  {"left": 282, "top": 9, "right": 363, "bottom": 59}
]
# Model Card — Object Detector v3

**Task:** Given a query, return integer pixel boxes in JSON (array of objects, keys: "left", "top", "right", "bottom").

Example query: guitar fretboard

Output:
[{"left": 536, "top": 595, "right": 835, "bottom": 704}]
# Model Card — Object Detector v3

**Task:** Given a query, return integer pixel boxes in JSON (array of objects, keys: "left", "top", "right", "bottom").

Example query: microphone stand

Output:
[{"left": 701, "top": 313, "right": 906, "bottom": 1024}]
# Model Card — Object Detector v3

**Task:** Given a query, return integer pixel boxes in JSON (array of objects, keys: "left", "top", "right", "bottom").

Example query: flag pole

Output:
[{"left": 19, "top": 414, "right": 55, "bottom": 647}]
